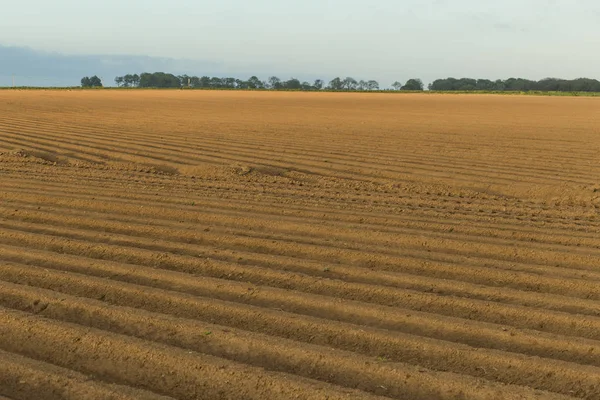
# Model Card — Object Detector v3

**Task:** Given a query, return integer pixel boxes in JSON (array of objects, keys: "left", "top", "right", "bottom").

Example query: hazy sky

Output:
[{"left": 3, "top": 0, "right": 600, "bottom": 83}]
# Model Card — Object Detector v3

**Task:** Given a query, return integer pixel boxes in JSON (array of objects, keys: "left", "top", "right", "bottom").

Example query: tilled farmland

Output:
[{"left": 0, "top": 90, "right": 599, "bottom": 400}]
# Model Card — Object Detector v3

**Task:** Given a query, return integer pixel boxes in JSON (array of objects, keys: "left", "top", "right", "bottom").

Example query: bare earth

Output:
[{"left": 0, "top": 90, "right": 599, "bottom": 400}]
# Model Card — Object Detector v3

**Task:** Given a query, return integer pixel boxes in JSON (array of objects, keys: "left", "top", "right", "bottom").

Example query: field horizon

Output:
[{"left": 4, "top": 86, "right": 600, "bottom": 98}]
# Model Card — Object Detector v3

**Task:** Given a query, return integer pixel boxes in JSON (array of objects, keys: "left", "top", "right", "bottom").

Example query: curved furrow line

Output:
[
  {"left": 3, "top": 235, "right": 600, "bottom": 323},
  {"left": 2, "top": 189, "right": 596, "bottom": 276},
  {"left": 0, "top": 135, "right": 111, "bottom": 164},
  {"left": 5, "top": 200, "right": 592, "bottom": 286},
  {"left": 3, "top": 201, "right": 599, "bottom": 275},
  {"left": 0, "top": 124, "right": 220, "bottom": 165},
  {"left": 4, "top": 162, "right": 597, "bottom": 220},
  {"left": 3, "top": 111, "right": 596, "bottom": 173},
  {"left": 0, "top": 158, "right": 593, "bottom": 214},
  {"left": 3, "top": 124, "right": 590, "bottom": 186},
  {"left": 4, "top": 245, "right": 600, "bottom": 368},
  {"left": 0, "top": 129, "right": 195, "bottom": 166},
  {"left": 3, "top": 113, "right": 587, "bottom": 184},
  {"left": 1, "top": 215, "right": 600, "bottom": 305},
  {"left": 0, "top": 281, "right": 590, "bottom": 399},
  {"left": 2, "top": 253, "right": 599, "bottom": 366},
  {"left": 0, "top": 307, "right": 390, "bottom": 400},
  {"left": 0, "top": 349, "right": 173, "bottom": 400},
  {"left": 5, "top": 195, "right": 600, "bottom": 257},
  {"left": 2, "top": 242, "right": 600, "bottom": 343},
  {"left": 5, "top": 198, "right": 600, "bottom": 266},
  {"left": 3, "top": 180, "right": 599, "bottom": 241}
]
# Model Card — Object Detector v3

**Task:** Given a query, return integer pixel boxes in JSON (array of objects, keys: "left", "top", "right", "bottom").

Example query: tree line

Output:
[
  {"left": 82, "top": 73, "right": 600, "bottom": 92},
  {"left": 109, "top": 72, "right": 425, "bottom": 91},
  {"left": 428, "top": 77, "right": 600, "bottom": 92}
]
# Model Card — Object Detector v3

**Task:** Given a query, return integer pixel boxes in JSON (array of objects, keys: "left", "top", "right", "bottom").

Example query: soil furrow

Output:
[
  {"left": 2, "top": 217, "right": 600, "bottom": 312},
  {"left": 4, "top": 245, "right": 600, "bottom": 366},
  {"left": 0, "top": 307, "right": 391, "bottom": 400},
  {"left": 0, "top": 280, "right": 592, "bottom": 398},
  {"left": 0, "top": 349, "right": 173, "bottom": 400}
]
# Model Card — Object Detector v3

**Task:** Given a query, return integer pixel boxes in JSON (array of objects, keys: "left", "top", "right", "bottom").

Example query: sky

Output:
[{"left": 2, "top": 0, "right": 600, "bottom": 86}]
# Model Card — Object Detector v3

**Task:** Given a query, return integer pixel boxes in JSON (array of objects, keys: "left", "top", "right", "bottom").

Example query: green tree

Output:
[
  {"left": 301, "top": 81, "right": 313, "bottom": 91},
  {"left": 401, "top": 78, "right": 424, "bottom": 91},
  {"left": 115, "top": 76, "right": 124, "bottom": 87},
  {"left": 328, "top": 77, "right": 343, "bottom": 90},
  {"left": 199, "top": 76, "right": 211, "bottom": 88},
  {"left": 391, "top": 81, "right": 403, "bottom": 90},
  {"left": 366, "top": 80, "right": 379, "bottom": 91},
  {"left": 247, "top": 76, "right": 263, "bottom": 89},
  {"left": 122, "top": 74, "right": 140, "bottom": 87},
  {"left": 139, "top": 72, "right": 180, "bottom": 88},
  {"left": 284, "top": 78, "right": 302, "bottom": 90},
  {"left": 342, "top": 77, "right": 358, "bottom": 90},
  {"left": 189, "top": 76, "right": 201, "bottom": 88},
  {"left": 81, "top": 75, "right": 102, "bottom": 87},
  {"left": 313, "top": 79, "right": 324, "bottom": 90},
  {"left": 475, "top": 79, "right": 495, "bottom": 91},
  {"left": 209, "top": 77, "right": 223, "bottom": 88},
  {"left": 268, "top": 76, "right": 282, "bottom": 89},
  {"left": 235, "top": 79, "right": 249, "bottom": 89},
  {"left": 178, "top": 75, "right": 191, "bottom": 87},
  {"left": 223, "top": 77, "right": 236, "bottom": 88}
]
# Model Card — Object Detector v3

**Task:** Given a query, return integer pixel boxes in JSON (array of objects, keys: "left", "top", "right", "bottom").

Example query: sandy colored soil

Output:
[{"left": 0, "top": 90, "right": 599, "bottom": 399}]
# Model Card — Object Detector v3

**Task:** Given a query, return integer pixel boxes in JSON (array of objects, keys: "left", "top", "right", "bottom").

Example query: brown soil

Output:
[{"left": 1, "top": 90, "right": 599, "bottom": 399}]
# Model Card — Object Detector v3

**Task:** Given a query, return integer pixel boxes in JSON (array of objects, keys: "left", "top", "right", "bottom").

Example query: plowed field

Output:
[{"left": 1, "top": 90, "right": 600, "bottom": 399}]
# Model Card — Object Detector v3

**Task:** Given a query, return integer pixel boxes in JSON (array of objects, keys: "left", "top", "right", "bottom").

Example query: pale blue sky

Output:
[{"left": 2, "top": 0, "right": 600, "bottom": 84}]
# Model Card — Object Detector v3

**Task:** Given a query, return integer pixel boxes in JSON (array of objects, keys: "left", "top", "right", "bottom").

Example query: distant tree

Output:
[
  {"left": 223, "top": 77, "right": 236, "bottom": 88},
  {"left": 115, "top": 76, "right": 124, "bottom": 87},
  {"left": 401, "top": 78, "right": 424, "bottom": 91},
  {"left": 571, "top": 78, "right": 600, "bottom": 92},
  {"left": 198, "top": 76, "right": 211, "bottom": 88},
  {"left": 268, "top": 76, "right": 282, "bottom": 89},
  {"left": 247, "top": 76, "right": 263, "bottom": 89},
  {"left": 139, "top": 72, "right": 180, "bottom": 88},
  {"left": 429, "top": 78, "right": 454, "bottom": 91},
  {"left": 475, "top": 79, "right": 495, "bottom": 91},
  {"left": 122, "top": 74, "right": 140, "bottom": 87},
  {"left": 209, "top": 77, "right": 223, "bottom": 88},
  {"left": 342, "top": 77, "right": 358, "bottom": 90},
  {"left": 457, "top": 78, "right": 477, "bottom": 90},
  {"left": 178, "top": 75, "right": 192, "bottom": 87},
  {"left": 536, "top": 78, "right": 562, "bottom": 92},
  {"left": 391, "top": 81, "right": 403, "bottom": 90},
  {"left": 493, "top": 79, "right": 505, "bottom": 91},
  {"left": 122, "top": 74, "right": 132, "bottom": 87},
  {"left": 366, "top": 80, "right": 379, "bottom": 91},
  {"left": 357, "top": 80, "right": 367, "bottom": 91},
  {"left": 233, "top": 79, "right": 249, "bottom": 89},
  {"left": 502, "top": 78, "right": 531, "bottom": 91},
  {"left": 284, "top": 78, "right": 302, "bottom": 90},
  {"left": 301, "top": 81, "right": 313, "bottom": 91},
  {"left": 81, "top": 75, "right": 102, "bottom": 87},
  {"left": 313, "top": 79, "right": 324, "bottom": 90},
  {"left": 328, "top": 77, "right": 343, "bottom": 90},
  {"left": 189, "top": 76, "right": 201, "bottom": 88}
]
